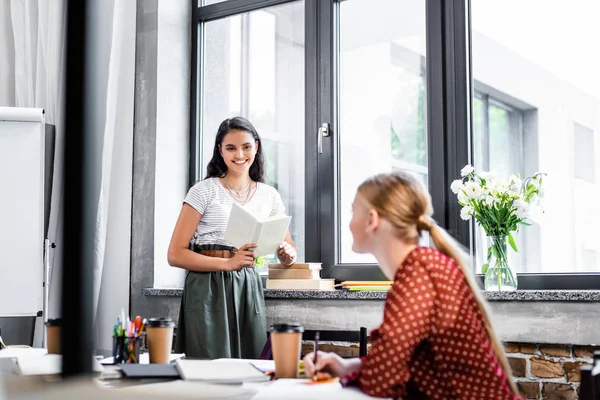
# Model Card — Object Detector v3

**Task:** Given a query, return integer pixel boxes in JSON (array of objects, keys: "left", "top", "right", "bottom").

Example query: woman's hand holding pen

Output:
[
  {"left": 277, "top": 241, "right": 297, "bottom": 266},
  {"left": 225, "top": 243, "right": 257, "bottom": 271},
  {"left": 302, "top": 351, "right": 357, "bottom": 380}
]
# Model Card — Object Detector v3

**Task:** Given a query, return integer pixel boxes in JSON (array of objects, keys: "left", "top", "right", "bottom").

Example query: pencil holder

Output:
[
  {"left": 112, "top": 335, "right": 126, "bottom": 364},
  {"left": 112, "top": 334, "right": 143, "bottom": 364}
]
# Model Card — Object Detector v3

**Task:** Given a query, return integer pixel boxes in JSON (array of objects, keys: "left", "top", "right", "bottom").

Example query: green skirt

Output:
[{"left": 174, "top": 244, "right": 267, "bottom": 359}]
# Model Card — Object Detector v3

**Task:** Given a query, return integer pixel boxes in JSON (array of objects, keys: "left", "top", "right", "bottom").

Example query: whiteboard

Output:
[{"left": 0, "top": 107, "right": 45, "bottom": 317}]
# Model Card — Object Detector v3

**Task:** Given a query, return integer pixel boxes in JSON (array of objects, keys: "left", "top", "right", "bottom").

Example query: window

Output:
[
  {"left": 473, "top": 94, "right": 523, "bottom": 177},
  {"left": 338, "top": 0, "right": 427, "bottom": 264},
  {"left": 471, "top": 0, "right": 600, "bottom": 276},
  {"left": 197, "top": 1, "right": 305, "bottom": 269},
  {"left": 191, "top": 0, "right": 600, "bottom": 287},
  {"left": 472, "top": 93, "right": 538, "bottom": 273},
  {"left": 573, "top": 122, "right": 595, "bottom": 183}
]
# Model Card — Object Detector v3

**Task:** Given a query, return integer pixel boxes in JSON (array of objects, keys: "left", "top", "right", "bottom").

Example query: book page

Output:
[
  {"left": 224, "top": 203, "right": 259, "bottom": 249},
  {"left": 255, "top": 215, "right": 291, "bottom": 257}
]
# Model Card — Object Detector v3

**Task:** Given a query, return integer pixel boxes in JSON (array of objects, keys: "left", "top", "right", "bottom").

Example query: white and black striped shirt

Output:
[{"left": 184, "top": 177, "right": 286, "bottom": 247}]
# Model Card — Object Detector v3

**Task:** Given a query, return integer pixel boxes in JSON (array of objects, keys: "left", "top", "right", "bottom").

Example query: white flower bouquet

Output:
[{"left": 451, "top": 165, "right": 545, "bottom": 290}]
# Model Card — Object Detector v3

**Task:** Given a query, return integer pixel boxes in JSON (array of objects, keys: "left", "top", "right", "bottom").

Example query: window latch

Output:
[{"left": 318, "top": 122, "right": 330, "bottom": 154}]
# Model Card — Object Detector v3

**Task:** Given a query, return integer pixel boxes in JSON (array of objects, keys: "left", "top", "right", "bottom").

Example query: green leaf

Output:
[
  {"left": 519, "top": 221, "right": 532, "bottom": 226},
  {"left": 482, "top": 263, "right": 489, "bottom": 274},
  {"left": 508, "top": 234, "right": 518, "bottom": 252},
  {"left": 487, "top": 246, "right": 492, "bottom": 261}
]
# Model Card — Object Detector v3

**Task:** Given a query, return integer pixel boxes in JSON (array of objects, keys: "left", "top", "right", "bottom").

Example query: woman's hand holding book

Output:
[{"left": 225, "top": 243, "right": 257, "bottom": 271}]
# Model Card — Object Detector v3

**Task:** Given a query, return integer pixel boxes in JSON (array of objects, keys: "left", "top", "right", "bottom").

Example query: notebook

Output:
[
  {"left": 120, "top": 363, "right": 180, "bottom": 379},
  {"left": 224, "top": 203, "right": 291, "bottom": 257},
  {"left": 175, "top": 359, "right": 270, "bottom": 384}
]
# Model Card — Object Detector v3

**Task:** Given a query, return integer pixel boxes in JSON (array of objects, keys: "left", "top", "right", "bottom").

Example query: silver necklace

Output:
[{"left": 223, "top": 176, "right": 251, "bottom": 198}]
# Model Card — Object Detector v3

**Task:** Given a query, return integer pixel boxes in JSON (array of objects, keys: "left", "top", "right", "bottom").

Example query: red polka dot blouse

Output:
[{"left": 343, "top": 247, "right": 523, "bottom": 400}]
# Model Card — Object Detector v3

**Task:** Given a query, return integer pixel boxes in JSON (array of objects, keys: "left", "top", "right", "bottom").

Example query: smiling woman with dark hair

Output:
[
  {"left": 205, "top": 117, "right": 266, "bottom": 183},
  {"left": 167, "top": 116, "right": 297, "bottom": 359}
]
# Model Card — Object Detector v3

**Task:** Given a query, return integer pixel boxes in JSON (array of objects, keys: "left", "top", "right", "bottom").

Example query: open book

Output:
[
  {"left": 175, "top": 359, "right": 269, "bottom": 384},
  {"left": 224, "top": 203, "right": 291, "bottom": 257}
]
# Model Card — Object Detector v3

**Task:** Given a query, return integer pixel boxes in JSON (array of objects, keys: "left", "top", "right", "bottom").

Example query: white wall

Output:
[{"left": 153, "top": 0, "right": 191, "bottom": 288}]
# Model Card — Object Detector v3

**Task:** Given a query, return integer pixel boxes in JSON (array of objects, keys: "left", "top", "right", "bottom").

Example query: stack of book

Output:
[
  {"left": 265, "top": 263, "right": 335, "bottom": 290},
  {"left": 339, "top": 281, "right": 393, "bottom": 291}
]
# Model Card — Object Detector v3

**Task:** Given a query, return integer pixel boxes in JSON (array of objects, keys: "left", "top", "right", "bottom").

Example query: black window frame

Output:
[{"left": 190, "top": 0, "right": 600, "bottom": 289}]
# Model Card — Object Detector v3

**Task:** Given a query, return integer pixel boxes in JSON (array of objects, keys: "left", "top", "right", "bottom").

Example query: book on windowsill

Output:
[
  {"left": 265, "top": 278, "right": 335, "bottom": 290},
  {"left": 268, "top": 268, "right": 321, "bottom": 280},
  {"left": 224, "top": 203, "right": 291, "bottom": 257},
  {"left": 268, "top": 262, "right": 322, "bottom": 270},
  {"left": 339, "top": 281, "right": 393, "bottom": 292}
]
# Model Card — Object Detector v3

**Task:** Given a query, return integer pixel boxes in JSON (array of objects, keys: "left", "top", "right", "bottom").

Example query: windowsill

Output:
[{"left": 142, "top": 288, "right": 600, "bottom": 301}]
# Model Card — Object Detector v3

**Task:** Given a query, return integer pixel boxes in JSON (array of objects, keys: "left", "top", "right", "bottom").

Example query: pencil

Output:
[{"left": 313, "top": 331, "right": 320, "bottom": 381}]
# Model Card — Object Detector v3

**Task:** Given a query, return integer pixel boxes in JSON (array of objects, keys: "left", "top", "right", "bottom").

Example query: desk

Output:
[
  {"left": 2, "top": 359, "right": 390, "bottom": 400},
  {"left": 4, "top": 378, "right": 385, "bottom": 400}
]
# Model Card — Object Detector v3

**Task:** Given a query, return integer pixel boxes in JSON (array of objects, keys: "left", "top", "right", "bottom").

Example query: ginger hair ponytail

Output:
[{"left": 358, "top": 171, "right": 519, "bottom": 395}]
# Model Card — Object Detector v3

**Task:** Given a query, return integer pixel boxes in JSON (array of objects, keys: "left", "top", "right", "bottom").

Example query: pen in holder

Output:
[
  {"left": 112, "top": 313, "right": 146, "bottom": 364},
  {"left": 112, "top": 334, "right": 143, "bottom": 364}
]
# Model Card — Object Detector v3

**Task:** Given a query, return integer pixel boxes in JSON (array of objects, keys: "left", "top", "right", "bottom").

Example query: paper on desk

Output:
[
  {"left": 250, "top": 379, "right": 391, "bottom": 400},
  {"left": 176, "top": 359, "right": 269, "bottom": 384},
  {"left": 99, "top": 353, "right": 185, "bottom": 365},
  {"left": 0, "top": 347, "right": 47, "bottom": 358},
  {"left": 0, "top": 353, "right": 103, "bottom": 376},
  {"left": 119, "top": 380, "right": 258, "bottom": 399},
  {"left": 249, "top": 360, "right": 275, "bottom": 373}
]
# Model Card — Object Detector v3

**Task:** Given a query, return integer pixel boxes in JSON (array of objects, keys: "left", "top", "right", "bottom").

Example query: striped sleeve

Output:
[{"left": 184, "top": 181, "right": 209, "bottom": 215}]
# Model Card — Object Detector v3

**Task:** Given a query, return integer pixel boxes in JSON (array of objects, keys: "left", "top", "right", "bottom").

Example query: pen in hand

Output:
[{"left": 313, "top": 331, "right": 320, "bottom": 382}]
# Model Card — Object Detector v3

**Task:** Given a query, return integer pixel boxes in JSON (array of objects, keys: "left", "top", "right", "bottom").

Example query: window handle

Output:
[{"left": 318, "top": 122, "right": 330, "bottom": 154}]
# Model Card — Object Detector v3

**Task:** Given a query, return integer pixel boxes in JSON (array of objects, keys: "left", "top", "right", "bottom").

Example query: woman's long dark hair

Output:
[{"left": 205, "top": 117, "right": 265, "bottom": 183}]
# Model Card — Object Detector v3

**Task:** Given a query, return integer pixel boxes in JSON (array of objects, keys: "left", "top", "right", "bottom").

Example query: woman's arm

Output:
[{"left": 167, "top": 204, "right": 254, "bottom": 272}]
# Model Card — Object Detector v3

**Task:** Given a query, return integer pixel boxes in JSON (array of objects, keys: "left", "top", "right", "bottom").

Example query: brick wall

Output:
[
  {"left": 504, "top": 343, "right": 598, "bottom": 400},
  {"left": 304, "top": 339, "right": 598, "bottom": 400}
]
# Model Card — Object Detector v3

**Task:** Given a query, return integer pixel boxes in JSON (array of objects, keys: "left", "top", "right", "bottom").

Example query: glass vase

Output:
[{"left": 483, "top": 235, "right": 518, "bottom": 291}]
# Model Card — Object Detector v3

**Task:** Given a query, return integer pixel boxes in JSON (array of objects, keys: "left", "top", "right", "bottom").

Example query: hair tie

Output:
[{"left": 418, "top": 215, "right": 435, "bottom": 231}]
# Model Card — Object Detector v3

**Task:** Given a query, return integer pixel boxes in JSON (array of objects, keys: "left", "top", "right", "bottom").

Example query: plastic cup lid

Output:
[
  {"left": 45, "top": 318, "right": 62, "bottom": 327},
  {"left": 146, "top": 317, "right": 175, "bottom": 328},
  {"left": 270, "top": 322, "right": 304, "bottom": 333}
]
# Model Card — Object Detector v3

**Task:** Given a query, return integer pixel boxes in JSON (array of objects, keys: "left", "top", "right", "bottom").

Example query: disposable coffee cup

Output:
[
  {"left": 146, "top": 318, "right": 175, "bottom": 364},
  {"left": 270, "top": 323, "right": 304, "bottom": 378},
  {"left": 45, "top": 318, "right": 62, "bottom": 355}
]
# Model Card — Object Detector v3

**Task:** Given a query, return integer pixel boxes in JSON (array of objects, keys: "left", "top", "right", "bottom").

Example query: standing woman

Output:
[
  {"left": 303, "top": 171, "right": 522, "bottom": 400},
  {"left": 168, "top": 117, "right": 297, "bottom": 359}
]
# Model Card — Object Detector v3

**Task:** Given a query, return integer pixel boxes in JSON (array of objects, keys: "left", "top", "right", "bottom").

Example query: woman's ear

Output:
[
  {"left": 255, "top": 140, "right": 259, "bottom": 154},
  {"left": 218, "top": 144, "right": 223, "bottom": 157},
  {"left": 365, "top": 209, "right": 380, "bottom": 233}
]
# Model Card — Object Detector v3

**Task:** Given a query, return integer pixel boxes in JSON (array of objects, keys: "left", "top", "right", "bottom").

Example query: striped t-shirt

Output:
[{"left": 184, "top": 177, "right": 286, "bottom": 247}]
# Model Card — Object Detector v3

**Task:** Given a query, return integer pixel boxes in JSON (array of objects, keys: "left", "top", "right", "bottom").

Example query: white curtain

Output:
[
  {"left": 91, "top": 1, "right": 136, "bottom": 354},
  {"left": 0, "top": 0, "right": 135, "bottom": 351},
  {"left": 0, "top": 0, "right": 67, "bottom": 347}
]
